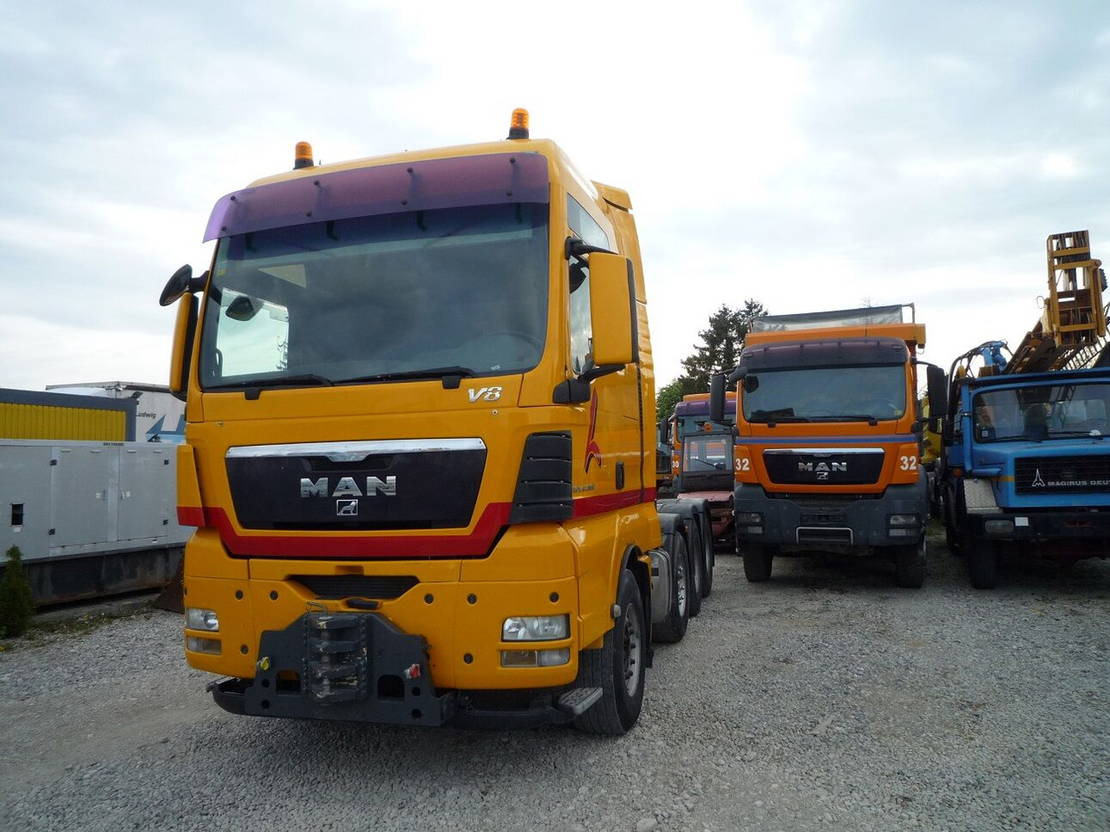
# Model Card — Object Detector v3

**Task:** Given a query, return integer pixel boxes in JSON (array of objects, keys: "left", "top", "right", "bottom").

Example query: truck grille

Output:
[
  {"left": 1014, "top": 455, "right": 1110, "bottom": 494},
  {"left": 226, "top": 439, "right": 487, "bottom": 531},
  {"left": 763, "top": 449, "right": 884, "bottom": 486}
]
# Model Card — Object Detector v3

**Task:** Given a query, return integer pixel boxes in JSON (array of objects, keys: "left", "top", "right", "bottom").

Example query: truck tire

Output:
[
  {"left": 684, "top": 521, "right": 704, "bottom": 618},
  {"left": 653, "top": 532, "right": 690, "bottom": 643},
  {"left": 894, "top": 538, "right": 926, "bottom": 588},
  {"left": 742, "top": 543, "right": 773, "bottom": 582},
  {"left": 968, "top": 539, "right": 998, "bottom": 589},
  {"left": 697, "top": 506, "right": 715, "bottom": 598},
  {"left": 574, "top": 570, "right": 646, "bottom": 735}
]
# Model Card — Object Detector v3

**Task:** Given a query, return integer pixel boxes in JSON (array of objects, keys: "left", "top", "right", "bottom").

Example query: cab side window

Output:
[{"left": 567, "top": 196, "right": 611, "bottom": 375}]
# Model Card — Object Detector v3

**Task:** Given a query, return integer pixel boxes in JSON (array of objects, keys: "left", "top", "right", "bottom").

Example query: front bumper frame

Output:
[{"left": 206, "top": 611, "right": 591, "bottom": 728}]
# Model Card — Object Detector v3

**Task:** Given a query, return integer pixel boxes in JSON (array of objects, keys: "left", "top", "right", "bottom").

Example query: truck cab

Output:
[
  {"left": 667, "top": 394, "right": 737, "bottom": 544},
  {"left": 162, "top": 113, "right": 686, "bottom": 734},
  {"left": 941, "top": 367, "right": 1110, "bottom": 587},
  {"left": 712, "top": 305, "right": 945, "bottom": 588}
]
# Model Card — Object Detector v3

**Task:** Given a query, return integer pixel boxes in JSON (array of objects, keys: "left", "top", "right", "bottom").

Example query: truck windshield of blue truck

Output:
[
  {"left": 198, "top": 203, "right": 549, "bottom": 388},
  {"left": 972, "top": 383, "right": 1110, "bottom": 442},
  {"left": 742, "top": 366, "right": 907, "bottom": 422}
]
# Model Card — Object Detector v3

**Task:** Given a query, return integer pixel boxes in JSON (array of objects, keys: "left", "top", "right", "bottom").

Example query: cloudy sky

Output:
[{"left": 2, "top": 0, "right": 1107, "bottom": 392}]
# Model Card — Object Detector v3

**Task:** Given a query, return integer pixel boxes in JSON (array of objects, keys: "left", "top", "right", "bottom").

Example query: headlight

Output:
[
  {"left": 502, "top": 615, "right": 569, "bottom": 642},
  {"left": 186, "top": 608, "right": 220, "bottom": 631},
  {"left": 888, "top": 514, "right": 919, "bottom": 526}
]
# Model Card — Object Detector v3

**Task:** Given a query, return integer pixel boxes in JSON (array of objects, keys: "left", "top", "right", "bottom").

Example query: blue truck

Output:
[
  {"left": 940, "top": 231, "right": 1110, "bottom": 588},
  {"left": 940, "top": 366, "right": 1110, "bottom": 587}
]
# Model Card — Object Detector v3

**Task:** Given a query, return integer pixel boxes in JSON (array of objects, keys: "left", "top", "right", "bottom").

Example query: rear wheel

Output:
[
  {"left": 685, "top": 521, "right": 704, "bottom": 618},
  {"left": 968, "top": 538, "right": 998, "bottom": 589},
  {"left": 574, "top": 570, "right": 646, "bottom": 735},
  {"left": 742, "top": 543, "right": 773, "bottom": 582},
  {"left": 654, "top": 533, "right": 690, "bottom": 643},
  {"left": 894, "top": 538, "right": 926, "bottom": 588},
  {"left": 699, "top": 508, "right": 715, "bottom": 598}
]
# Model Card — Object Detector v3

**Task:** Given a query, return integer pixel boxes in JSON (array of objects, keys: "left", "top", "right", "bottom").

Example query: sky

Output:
[{"left": 1, "top": 0, "right": 1108, "bottom": 392}]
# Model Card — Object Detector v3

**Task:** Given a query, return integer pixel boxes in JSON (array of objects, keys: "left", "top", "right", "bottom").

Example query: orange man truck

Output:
[
  {"left": 161, "top": 111, "right": 706, "bottom": 734},
  {"left": 711, "top": 305, "right": 946, "bottom": 587}
]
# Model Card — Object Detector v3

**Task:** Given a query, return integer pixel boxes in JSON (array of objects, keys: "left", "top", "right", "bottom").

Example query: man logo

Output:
[
  {"left": 798, "top": 461, "right": 847, "bottom": 475},
  {"left": 300, "top": 476, "right": 397, "bottom": 498},
  {"left": 336, "top": 499, "right": 359, "bottom": 517}
]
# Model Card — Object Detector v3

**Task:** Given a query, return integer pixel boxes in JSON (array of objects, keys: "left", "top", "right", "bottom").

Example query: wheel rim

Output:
[
  {"left": 622, "top": 606, "right": 642, "bottom": 696},
  {"left": 675, "top": 556, "right": 688, "bottom": 616}
]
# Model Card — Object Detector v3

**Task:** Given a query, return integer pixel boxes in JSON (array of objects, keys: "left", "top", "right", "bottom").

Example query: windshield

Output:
[
  {"left": 742, "top": 365, "right": 907, "bottom": 422},
  {"left": 199, "top": 203, "right": 548, "bottom": 388},
  {"left": 972, "top": 383, "right": 1110, "bottom": 442},
  {"left": 683, "top": 434, "right": 732, "bottom": 472}
]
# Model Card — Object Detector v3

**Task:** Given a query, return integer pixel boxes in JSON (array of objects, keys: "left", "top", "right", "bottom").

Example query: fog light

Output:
[
  {"left": 984, "top": 519, "right": 1014, "bottom": 536},
  {"left": 888, "top": 528, "right": 916, "bottom": 538},
  {"left": 186, "top": 608, "right": 219, "bottom": 631},
  {"left": 501, "top": 649, "right": 537, "bottom": 667},
  {"left": 745, "top": 526, "right": 764, "bottom": 535},
  {"left": 500, "top": 648, "right": 571, "bottom": 667},
  {"left": 186, "top": 636, "right": 222, "bottom": 654},
  {"left": 538, "top": 648, "right": 570, "bottom": 667},
  {"left": 888, "top": 514, "right": 919, "bottom": 526},
  {"left": 736, "top": 512, "right": 763, "bottom": 525},
  {"left": 502, "top": 615, "right": 569, "bottom": 642}
]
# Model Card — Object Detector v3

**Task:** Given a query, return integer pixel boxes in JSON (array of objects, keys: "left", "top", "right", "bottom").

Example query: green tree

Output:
[
  {"left": 676, "top": 299, "right": 768, "bottom": 391},
  {"left": 0, "top": 546, "right": 35, "bottom": 638},
  {"left": 655, "top": 299, "right": 768, "bottom": 421},
  {"left": 655, "top": 378, "right": 686, "bottom": 422}
]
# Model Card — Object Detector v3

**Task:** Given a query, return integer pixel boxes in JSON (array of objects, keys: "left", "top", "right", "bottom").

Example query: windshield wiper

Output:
[
  {"left": 688, "top": 458, "right": 725, "bottom": 470},
  {"left": 207, "top": 373, "right": 335, "bottom": 393},
  {"left": 809, "top": 414, "right": 880, "bottom": 426},
  {"left": 750, "top": 409, "right": 809, "bottom": 425},
  {"left": 338, "top": 366, "right": 478, "bottom": 389},
  {"left": 219, "top": 373, "right": 335, "bottom": 400},
  {"left": 1047, "top": 430, "right": 1105, "bottom": 440}
]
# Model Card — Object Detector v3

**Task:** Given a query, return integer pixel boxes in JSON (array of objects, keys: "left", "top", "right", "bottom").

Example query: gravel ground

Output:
[{"left": 1, "top": 532, "right": 1107, "bottom": 832}]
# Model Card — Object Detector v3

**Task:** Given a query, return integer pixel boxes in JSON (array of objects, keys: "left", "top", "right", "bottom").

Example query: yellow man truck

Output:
[{"left": 161, "top": 111, "right": 701, "bottom": 734}]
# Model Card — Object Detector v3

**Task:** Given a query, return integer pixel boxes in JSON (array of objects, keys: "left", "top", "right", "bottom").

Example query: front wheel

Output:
[
  {"left": 894, "top": 538, "right": 926, "bottom": 588},
  {"left": 968, "top": 539, "right": 998, "bottom": 589},
  {"left": 742, "top": 543, "right": 773, "bottom": 582},
  {"left": 574, "top": 570, "right": 646, "bottom": 735}
]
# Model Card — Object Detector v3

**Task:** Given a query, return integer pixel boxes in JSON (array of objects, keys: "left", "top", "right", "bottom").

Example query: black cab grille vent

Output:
[{"left": 509, "top": 432, "right": 573, "bottom": 524}]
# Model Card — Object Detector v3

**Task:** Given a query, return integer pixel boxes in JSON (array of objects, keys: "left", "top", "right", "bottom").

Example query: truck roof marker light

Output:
[
  {"left": 507, "top": 108, "right": 529, "bottom": 140},
  {"left": 294, "top": 141, "right": 314, "bottom": 170}
]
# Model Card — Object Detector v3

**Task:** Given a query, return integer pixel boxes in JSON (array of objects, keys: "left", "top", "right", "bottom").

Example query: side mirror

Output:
[
  {"left": 168, "top": 294, "right": 198, "bottom": 401},
  {"left": 927, "top": 364, "right": 948, "bottom": 416},
  {"left": 160, "top": 264, "right": 209, "bottom": 307},
  {"left": 709, "top": 373, "right": 726, "bottom": 423},
  {"left": 657, "top": 420, "right": 668, "bottom": 445},
  {"left": 586, "top": 253, "right": 635, "bottom": 369}
]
